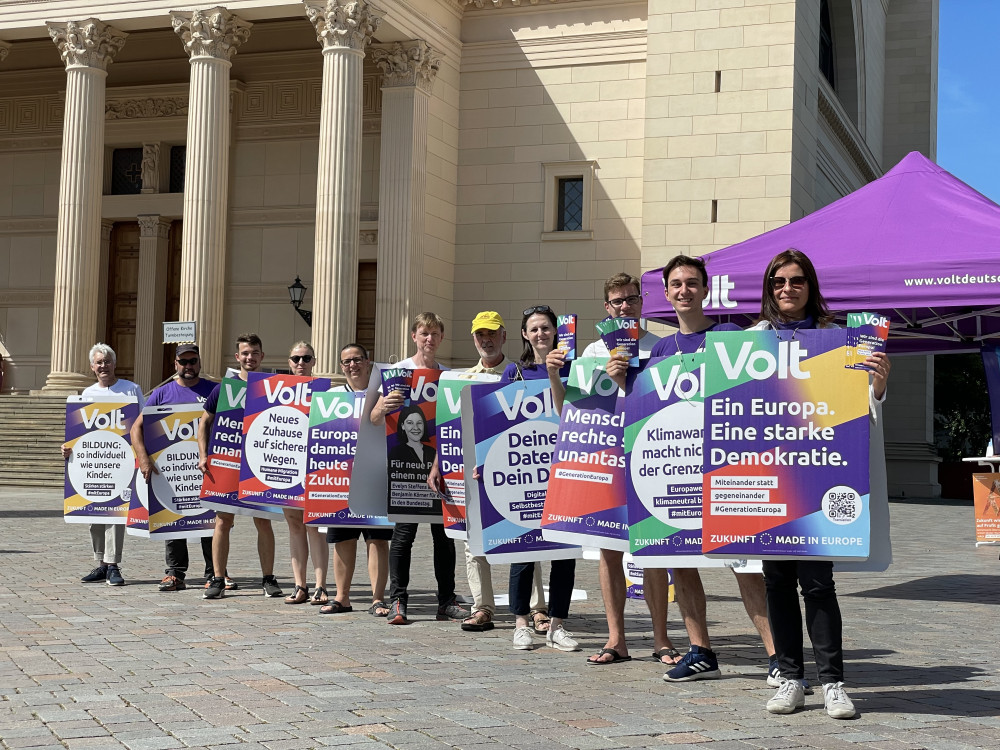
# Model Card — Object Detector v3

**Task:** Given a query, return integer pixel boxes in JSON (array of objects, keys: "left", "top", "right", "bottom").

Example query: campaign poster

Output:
[
  {"left": 64, "top": 397, "right": 139, "bottom": 524},
  {"left": 701, "top": 329, "right": 871, "bottom": 560},
  {"left": 240, "top": 372, "right": 331, "bottom": 509},
  {"left": 972, "top": 473, "right": 1000, "bottom": 544},
  {"left": 596, "top": 317, "right": 640, "bottom": 366},
  {"left": 199, "top": 377, "right": 282, "bottom": 519},
  {"left": 385, "top": 368, "right": 443, "bottom": 523},
  {"left": 625, "top": 354, "right": 714, "bottom": 566},
  {"left": 304, "top": 390, "right": 391, "bottom": 529},
  {"left": 348, "top": 366, "right": 391, "bottom": 518},
  {"left": 126, "top": 404, "right": 215, "bottom": 539},
  {"left": 436, "top": 372, "right": 499, "bottom": 539},
  {"left": 623, "top": 558, "right": 675, "bottom": 602},
  {"left": 542, "top": 358, "right": 629, "bottom": 551},
  {"left": 462, "top": 379, "right": 580, "bottom": 564}
]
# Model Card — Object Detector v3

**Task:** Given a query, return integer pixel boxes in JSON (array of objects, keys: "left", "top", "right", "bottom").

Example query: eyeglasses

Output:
[
  {"left": 770, "top": 275, "right": 807, "bottom": 291},
  {"left": 523, "top": 305, "right": 552, "bottom": 316},
  {"left": 289, "top": 354, "right": 314, "bottom": 364},
  {"left": 176, "top": 358, "right": 199, "bottom": 366},
  {"left": 340, "top": 356, "right": 365, "bottom": 366},
  {"left": 607, "top": 294, "right": 641, "bottom": 308}
]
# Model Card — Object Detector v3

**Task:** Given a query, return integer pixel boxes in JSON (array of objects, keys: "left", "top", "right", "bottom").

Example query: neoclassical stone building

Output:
[{"left": 0, "top": 0, "right": 938, "bottom": 493}]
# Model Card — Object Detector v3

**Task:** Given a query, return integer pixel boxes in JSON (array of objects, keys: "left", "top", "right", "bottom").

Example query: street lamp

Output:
[{"left": 287, "top": 276, "right": 312, "bottom": 327}]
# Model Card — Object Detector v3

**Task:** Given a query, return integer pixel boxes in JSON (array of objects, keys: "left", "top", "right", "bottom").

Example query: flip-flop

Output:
[
  {"left": 368, "top": 601, "right": 390, "bottom": 617},
  {"left": 586, "top": 648, "right": 632, "bottom": 666},
  {"left": 319, "top": 600, "right": 353, "bottom": 614},
  {"left": 309, "top": 586, "right": 329, "bottom": 605},
  {"left": 653, "top": 648, "right": 682, "bottom": 665}
]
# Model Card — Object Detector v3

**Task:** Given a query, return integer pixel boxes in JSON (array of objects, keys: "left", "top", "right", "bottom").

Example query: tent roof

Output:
[{"left": 641, "top": 152, "right": 1000, "bottom": 353}]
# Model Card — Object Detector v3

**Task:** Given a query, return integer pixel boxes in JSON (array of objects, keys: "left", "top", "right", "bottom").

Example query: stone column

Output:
[
  {"left": 95, "top": 220, "right": 113, "bottom": 343},
  {"left": 304, "top": 0, "right": 380, "bottom": 377},
  {"left": 371, "top": 41, "right": 439, "bottom": 361},
  {"left": 172, "top": 7, "right": 251, "bottom": 378},
  {"left": 135, "top": 215, "right": 172, "bottom": 392},
  {"left": 43, "top": 19, "right": 126, "bottom": 392}
]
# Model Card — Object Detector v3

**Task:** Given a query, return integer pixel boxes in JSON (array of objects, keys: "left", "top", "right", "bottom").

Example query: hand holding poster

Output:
[
  {"left": 462, "top": 379, "right": 579, "bottom": 563},
  {"left": 701, "top": 329, "right": 871, "bottom": 560},
  {"left": 240, "top": 372, "right": 331, "bottom": 509},
  {"left": 596, "top": 317, "right": 640, "bottom": 366},
  {"left": 845, "top": 312, "right": 890, "bottom": 370},
  {"left": 542, "top": 358, "right": 629, "bottom": 551},
  {"left": 556, "top": 314, "right": 577, "bottom": 360},
  {"left": 64, "top": 397, "right": 139, "bottom": 524},
  {"left": 436, "top": 372, "right": 499, "bottom": 539},
  {"left": 380, "top": 367, "right": 412, "bottom": 407},
  {"left": 127, "top": 404, "right": 215, "bottom": 539},
  {"left": 386, "top": 369, "right": 442, "bottom": 523},
  {"left": 304, "top": 390, "right": 391, "bottom": 529}
]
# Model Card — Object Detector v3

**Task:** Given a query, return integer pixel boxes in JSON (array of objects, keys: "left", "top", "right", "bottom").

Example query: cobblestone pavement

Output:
[{"left": 1, "top": 487, "right": 998, "bottom": 749}]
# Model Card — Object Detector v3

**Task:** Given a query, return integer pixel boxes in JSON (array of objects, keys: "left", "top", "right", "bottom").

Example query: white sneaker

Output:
[
  {"left": 766, "top": 678, "right": 805, "bottom": 714},
  {"left": 545, "top": 626, "right": 580, "bottom": 652},
  {"left": 823, "top": 681, "right": 856, "bottom": 719},
  {"left": 512, "top": 626, "right": 534, "bottom": 650}
]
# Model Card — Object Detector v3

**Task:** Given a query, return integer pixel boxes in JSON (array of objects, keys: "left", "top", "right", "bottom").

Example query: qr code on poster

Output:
[{"left": 822, "top": 486, "right": 861, "bottom": 525}]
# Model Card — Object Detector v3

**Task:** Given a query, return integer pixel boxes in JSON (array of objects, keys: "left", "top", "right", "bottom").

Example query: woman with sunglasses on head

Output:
[
  {"left": 281, "top": 342, "right": 331, "bottom": 605},
  {"left": 751, "top": 250, "right": 891, "bottom": 719},
  {"left": 501, "top": 306, "right": 578, "bottom": 652}
]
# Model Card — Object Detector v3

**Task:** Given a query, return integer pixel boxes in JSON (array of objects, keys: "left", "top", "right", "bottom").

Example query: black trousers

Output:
[
  {"left": 763, "top": 559, "right": 843, "bottom": 683},
  {"left": 509, "top": 559, "right": 575, "bottom": 619},
  {"left": 388, "top": 522, "right": 455, "bottom": 607},
  {"left": 164, "top": 537, "right": 214, "bottom": 580}
]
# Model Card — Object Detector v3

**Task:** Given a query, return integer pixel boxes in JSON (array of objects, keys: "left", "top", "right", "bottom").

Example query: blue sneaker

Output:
[
  {"left": 105, "top": 566, "right": 125, "bottom": 586},
  {"left": 663, "top": 645, "right": 721, "bottom": 682}
]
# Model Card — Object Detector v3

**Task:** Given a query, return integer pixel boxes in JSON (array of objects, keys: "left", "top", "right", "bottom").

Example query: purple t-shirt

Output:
[
  {"left": 649, "top": 322, "right": 742, "bottom": 357},
  {"left": 147, "top": 378, "right": 217, "bottom": 406}
]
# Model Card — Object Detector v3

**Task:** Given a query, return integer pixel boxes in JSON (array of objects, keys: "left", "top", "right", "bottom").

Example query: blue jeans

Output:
[{"left": 509, "top": 559, "right": 575, "bottom": 619}]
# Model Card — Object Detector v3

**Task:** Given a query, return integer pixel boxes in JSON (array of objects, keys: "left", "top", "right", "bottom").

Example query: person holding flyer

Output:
[
  {"left": 279, "top": 342, "right": 330, "bottom": 605},
  {"left": 62, "top": 343, "right": 144, "bottom": 587},
  {"left": 642, "top": 256, "right": 777, "bottom": 684},
  {"left": 323, "top": 344, "right": 392, "bottom": 616},
  {"left": 560, "top": 274, "right": 674, "bottom": 667},
  {"left": 196, "top": 334, "right": 281, "bottom": 601},
  {"left": 369, "top": 313, "right": 468, "bottom": 626},
  {"left": 752, "top": 249, "right": 891, "bottom": 719},
  {"left": 427, "top": 312, "right": 548, "bottom": 634},
  {"left": 132, "top": 344, "right": 216, "bottom": 592},
  {"left": 502, "top": 306, "right": 579, "bottom": 652}
]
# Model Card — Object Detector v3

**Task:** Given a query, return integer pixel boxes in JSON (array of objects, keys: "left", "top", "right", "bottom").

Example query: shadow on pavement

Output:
[
  {"left": 849, "top": 660, "right": 990, "bottom": 688},
  {"left": 846, "top": 574, "right": 1000, "bottom": 604},
  {"left": 855, "top": 687, "right": 1000, "bottom": 715},
  {"left": 0, "top": 509, "right": 63, "bottom": 518}
]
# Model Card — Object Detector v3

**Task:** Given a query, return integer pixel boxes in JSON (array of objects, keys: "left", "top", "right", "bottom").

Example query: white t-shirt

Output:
[
  {"left": 394, "top": 356, "right": 450, "bottom": 371},
  {"left": 581, "top": 330, "right": 662, "bottom": 360},
  {"left": 83, "top": 378, "right": 146, "bottom": 409}
]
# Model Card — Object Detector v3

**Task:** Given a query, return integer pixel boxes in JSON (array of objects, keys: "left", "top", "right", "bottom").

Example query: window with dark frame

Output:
[
  {"left": 819, "top": 0, "right": 835, "bottom": 88},
  {"left": 169, "top": 145, "right": 186, "bottom": 193},
  {"left": 110, "top": 148, "right": 143, "bottom": 195},
  {"left": 556, "top": 176, "right": 584, "bottom": 231}
]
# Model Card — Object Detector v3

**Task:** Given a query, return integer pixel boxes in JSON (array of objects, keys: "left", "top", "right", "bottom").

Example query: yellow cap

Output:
[{"left": 471, "top": 311, "right": 505, "bottom": 333}]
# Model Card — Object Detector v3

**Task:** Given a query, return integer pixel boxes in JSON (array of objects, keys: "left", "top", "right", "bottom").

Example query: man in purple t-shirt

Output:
[{"left": 130, "top": 344, "right": 216, "bottom": 592}]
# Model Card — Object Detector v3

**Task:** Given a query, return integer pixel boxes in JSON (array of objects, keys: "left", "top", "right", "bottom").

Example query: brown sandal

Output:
[
  {"left": 461, "top": 609, "right": 495, "bottom": 632},
  {"left": 284, "top": 585, "right": 309, "bottom": 605},
  {"left": 529, "top": 609, "right": 550, "bottom": 634}
]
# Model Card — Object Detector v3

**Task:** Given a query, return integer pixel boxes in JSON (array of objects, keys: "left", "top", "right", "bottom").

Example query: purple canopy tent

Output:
[{"left": 641, "top": 151, "right": 1000, "bottom": 355}]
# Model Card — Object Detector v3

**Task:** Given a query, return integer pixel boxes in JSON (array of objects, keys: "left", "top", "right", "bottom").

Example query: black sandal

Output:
[
  {"left": 309, "top": 586, "right": 329, "bottom": 605},
  {"left": 284, "top": 585, "right": 309, "bottom": 605},
  {"left": 368, "top": 600, "right": 390, "bottom": 617}
]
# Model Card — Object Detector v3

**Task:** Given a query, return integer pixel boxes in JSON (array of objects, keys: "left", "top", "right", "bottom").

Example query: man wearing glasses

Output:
[
  {"left": 196, "top": 333, "right": 280, "bottom": 600},
  {"left": 131, "top": 344, "right": 217, "bottom": 592},
  {"left": 579, "top": 274, "right": 677, "bottom": 666}
]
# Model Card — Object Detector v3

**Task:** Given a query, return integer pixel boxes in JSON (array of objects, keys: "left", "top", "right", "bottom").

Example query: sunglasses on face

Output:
[
  {"left": 770, "top": 275, "right": 807, "bottom": 291},
  {"left": 176, "top": 358, "right": 199, "bottom": 366},
  {"left": 289, "top": 354, "right": 313, "bottom": 364},
  {"left": 523, "top": 305, "right": 552, "bottom": 316},
  {"left": 607, "top": 294, "right": 641, "bottom": 308}
]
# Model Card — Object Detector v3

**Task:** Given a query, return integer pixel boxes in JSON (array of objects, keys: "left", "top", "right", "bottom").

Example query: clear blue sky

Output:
[{"left": 937, "top": 2, "right": 1000, "bottom": 203}]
